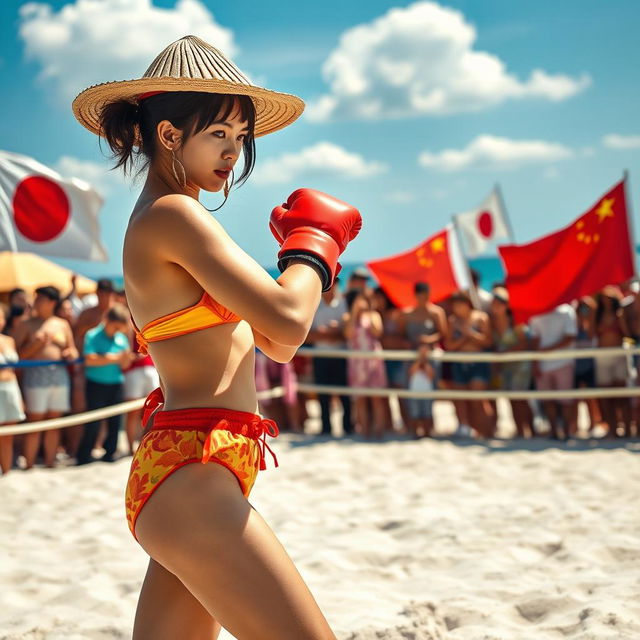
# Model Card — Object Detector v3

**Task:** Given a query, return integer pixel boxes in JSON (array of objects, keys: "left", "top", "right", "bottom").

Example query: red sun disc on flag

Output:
[
  {"left": 477, "top": 211, "right": 493, "bottom": 238},
  {"left": 13, "top": 175, "right": 70, "bottom": 242}
]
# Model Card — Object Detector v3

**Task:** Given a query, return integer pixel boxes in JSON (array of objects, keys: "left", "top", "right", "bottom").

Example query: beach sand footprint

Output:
[{"left": 345, "top": 601, "right": 447, "bottom": 639}]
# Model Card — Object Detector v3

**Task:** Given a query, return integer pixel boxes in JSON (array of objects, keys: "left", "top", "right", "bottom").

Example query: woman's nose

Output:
[{"left": 223, "top": 140, "right": 242, "bottom": 160}]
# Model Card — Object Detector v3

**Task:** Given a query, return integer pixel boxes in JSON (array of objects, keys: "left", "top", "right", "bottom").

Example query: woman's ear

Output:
[{"left": 156, "top": 120, "right": 182, "bottom": 151}]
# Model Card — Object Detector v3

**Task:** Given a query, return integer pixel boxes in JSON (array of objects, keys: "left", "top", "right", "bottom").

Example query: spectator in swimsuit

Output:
[
  {"left": 12, "top": 286, "right": 78, "bottom": 469},
  {"left": 529, "top": 303, "right": 578, "bottom": 440},
  {"left": 489, "top": 287, "right": 533, "bottom": 438},
  {"left": 0, "top": 303, "right": 26, "bottom": 474},
  {"left": 254, "top": 348, "right": 301, "bottom": 432},
  {"left": 445, "top": 290, "right": 493, "bottom": 438},
  {"left": 3, "top": 288, "right": 32, "bottom": 338},
  {"left": 54, "top": 296, "right": 85, "bottom": 460},
  {"left": 619, "top": 279, "right": 640, "bottom": 432},
  {"left": 573, "top": 296, "right": 601, "bottom": 435},
  {"left": 594, "top": 286, "right": 632, "bottom": 437},
  {"left": 344, "top": 288, "right": 388, "bottom": 439},
  {"left": 401, "top": 282, "right": 447, "bottom": 424},
  {"left": 307, "top": 277, "right": 352, "bottom": 436},
  {"left": 72, "top": 278, "right": 116, "bottom": 414},
  {"left": 406, "top": 343, "right": 436, "bottom": 438},
  {"left": 372, "top": 286, "right": 407, "bottom": 432}
]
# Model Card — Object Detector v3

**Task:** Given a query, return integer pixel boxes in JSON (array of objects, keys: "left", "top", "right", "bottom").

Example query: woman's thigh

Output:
[
  {"left": 133, "top": 556, "right": 221, "bottom": 640},
  {"left": 135, "top": 461, "right": 336, "bottom": 640}
]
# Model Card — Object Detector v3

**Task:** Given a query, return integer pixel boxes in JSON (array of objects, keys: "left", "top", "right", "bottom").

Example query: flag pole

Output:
[
  {"left": 623, "top": 170, "right": 638, "bottom": 278},
  {"left": 451, "top": 215, "right": 482, "bottom": 309},
  {"left": 495, "top": 182, "right": 517, "bottom": 243}
]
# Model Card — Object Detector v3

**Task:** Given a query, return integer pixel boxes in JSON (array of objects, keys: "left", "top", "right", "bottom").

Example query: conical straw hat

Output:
[{"left": 72, "top": 35, "right": 304, "bottom": 140}]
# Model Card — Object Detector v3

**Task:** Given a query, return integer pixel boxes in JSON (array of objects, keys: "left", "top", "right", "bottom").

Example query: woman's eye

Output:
[
  {"left": 212, "top": 130, "right": 225, "bottom": 138},
  {"left": 237, "top": 134, "right": 246, "bottom": 142}
]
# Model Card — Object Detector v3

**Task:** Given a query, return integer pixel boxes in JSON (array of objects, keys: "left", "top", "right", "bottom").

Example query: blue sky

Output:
[{"left": 1, "top": 0, "right": 639, "bottom": 280}]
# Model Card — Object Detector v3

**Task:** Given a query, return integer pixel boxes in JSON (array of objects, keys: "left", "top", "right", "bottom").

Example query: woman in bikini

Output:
[
  {"left": 594, "top": 286, "right": 632, "bottom": 437},
  {"left": 72, "top": 35, "right": 361, "bottom": 639},
  {"left": 445, "top": 290, "right": 493, "bottom": 438}
]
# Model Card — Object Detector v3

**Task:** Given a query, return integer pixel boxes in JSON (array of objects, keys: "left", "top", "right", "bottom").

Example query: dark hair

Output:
[
  {"left": 414, "top": 281, "right": 430, "bottom": 295},
  {"left": 99, "top": 91, "right": 256, "bottom": 188},
  {"left": 106, "top": 304, "right": 130, "bottom": 325},
  {"left": 345, "top": 289, "right": 362, "bottom": 312},
  {"left": 9, "top": 288, "right": 26, "bottom": 300},
  {"left": 35, "top": 286, "right": 61, "bottom": 302},
  {"left": 373, "top": 286, "right": 398, "bottom": 310},
  {"left": 450, "top": 290, "right": 472, "bottom": 307},
  {"left": 97, "top": 278, "right": 115, "bottom": 292}
]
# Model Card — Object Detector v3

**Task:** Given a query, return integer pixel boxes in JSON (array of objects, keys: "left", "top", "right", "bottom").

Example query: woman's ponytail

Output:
[{"left": 99, "top": 99, "right": 141, "bottom": 177}]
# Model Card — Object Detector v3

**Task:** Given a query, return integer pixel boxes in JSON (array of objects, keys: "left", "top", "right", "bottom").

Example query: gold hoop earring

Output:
[
  {"left": 223, "top": 168, "right": 235, "bottom": 199},
  {"left": 171, "top": 149, "right": 186, "bottom": 189},
  {"left": 204, "top": 168, "right": 235, "bottom": 213}
]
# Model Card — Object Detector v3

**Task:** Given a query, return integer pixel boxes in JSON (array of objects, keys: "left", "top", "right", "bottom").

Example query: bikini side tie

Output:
[
  {"left": 200, "top": 417, "right": 279, "bottom": 471},
  {"left": 142, "top": 387, "right": 164, "bottom": 429}
]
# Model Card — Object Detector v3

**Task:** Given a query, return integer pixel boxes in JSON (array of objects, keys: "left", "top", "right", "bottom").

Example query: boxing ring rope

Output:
[
  {"left": 2, "top": 346, "right": 639, "bottom": 436},
  {"left": 295, "top": 345, "right": 640, "bottom": 363}
]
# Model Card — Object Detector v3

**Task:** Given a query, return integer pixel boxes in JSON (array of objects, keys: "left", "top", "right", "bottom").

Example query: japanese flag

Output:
[
  {"left": 454, "top": 186, "right": 511, "bottom": 258},
  {"left": 0, "top": 150, "right": 107, "bottom": 261}
]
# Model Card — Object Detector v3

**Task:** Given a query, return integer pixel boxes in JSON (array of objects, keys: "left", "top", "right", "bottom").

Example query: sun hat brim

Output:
[{"left": 72, "top": 76, "right": 305, "bottom": 141}]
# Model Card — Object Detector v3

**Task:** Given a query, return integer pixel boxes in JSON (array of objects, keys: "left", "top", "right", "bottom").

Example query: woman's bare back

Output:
[{"left": 123, "top": 196, "right": 259, "bottom": 414}]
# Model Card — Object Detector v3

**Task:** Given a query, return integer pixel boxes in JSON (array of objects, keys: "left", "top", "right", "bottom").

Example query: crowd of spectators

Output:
[
  {"left": 292, "top": 268, "right": 640, "bottom": 442},
  {"left": 1, "top": 267, "right": 639, "bottom": 473},
  {"left": 0, "top": 278, "right": 157, "bottom": 474}
]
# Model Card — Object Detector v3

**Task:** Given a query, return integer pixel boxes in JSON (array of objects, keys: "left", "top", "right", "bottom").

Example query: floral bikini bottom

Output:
[{"left": 125, "top": 387, "right": 279, "bottom": 542}]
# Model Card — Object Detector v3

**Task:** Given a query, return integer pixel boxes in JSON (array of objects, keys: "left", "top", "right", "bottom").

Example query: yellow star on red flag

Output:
[{"left": 595, "top": 197, "right": 615, "bottom": 223}]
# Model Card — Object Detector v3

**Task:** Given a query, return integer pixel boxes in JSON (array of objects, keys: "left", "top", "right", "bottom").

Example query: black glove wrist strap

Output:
[{"left": 277, "top": 251, "right": 332, "bottom": 291}]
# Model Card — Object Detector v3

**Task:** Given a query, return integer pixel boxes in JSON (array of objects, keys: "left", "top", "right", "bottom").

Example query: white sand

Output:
[{"left": 1, "top": 399, "right": 639, "bottom": 639}]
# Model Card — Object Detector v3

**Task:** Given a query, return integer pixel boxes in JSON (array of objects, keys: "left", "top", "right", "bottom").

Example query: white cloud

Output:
[
  {"left": 602, "top": 134, "right": 640, "bottom": 150},
  {"left": 253, "top": 142, "right": 387, "bottom": 184},
  {"left": 385, "top": 190, "right": 417, "bottom": 204},
  {"left": 418, "top": 135, "right": 573, "bottom": 171},
  {"left": 307, "top": 1, "right": 590, "bottom": 121},
  {"left": 19, "top": 0, "right": 236, "bottom": 104},
  {"left": 55, "top": 155, "right": 124, "bottom": 194}
]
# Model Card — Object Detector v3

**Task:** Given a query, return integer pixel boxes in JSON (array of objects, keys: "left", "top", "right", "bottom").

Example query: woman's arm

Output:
[
  {"left": 84, "top": 353, "right": 122, "bottom": 367},
  {"left": 342, "top": 312, "right": 355, "bottom": 340},
  {"left": 370, "top": 310, "right": 384, "bottom": 338},
  {"left": 444, "top": 317, "right": 466, "bottom": 351},
  {"left": 251, "top": 327, "right": 299, "bottom": 364},
  {"left": 61, "top": 320, "right": 79, "bottom": 361},
  {"left": 149, "top": 195, "right": 324, "bottom": 347},
  {"left": 619, "top": 309, "right": 631, "bottom": 339},
  {"left": 435, "top": 305, "right": 449, "bottom": 345},
  {"left": 465, "top": 312, "right": 491, "bottom": 348}
]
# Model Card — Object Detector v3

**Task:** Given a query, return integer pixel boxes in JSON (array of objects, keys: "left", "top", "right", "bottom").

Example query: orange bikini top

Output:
[{"left": 131, "top": 291, "right": 241, "bottom": 355}]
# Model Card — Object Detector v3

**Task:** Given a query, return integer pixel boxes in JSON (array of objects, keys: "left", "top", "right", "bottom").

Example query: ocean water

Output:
[{"left": 111, "top": 257, "right": 505, "bottom": 293}]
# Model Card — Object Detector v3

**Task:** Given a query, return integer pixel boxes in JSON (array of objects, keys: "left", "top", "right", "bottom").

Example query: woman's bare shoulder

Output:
[
  {"left": 133, "top": 194, "right": 209, "bottom": 226},
  {"left": 129, "top": 194, "right": 226, "bottom": 251}
]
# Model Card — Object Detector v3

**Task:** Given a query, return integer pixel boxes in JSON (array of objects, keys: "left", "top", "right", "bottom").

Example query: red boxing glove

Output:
[
  {"left": 270, "top": 220, "right": 343, "bottom": 280},
  {"left": 270, "top": 189, "right": 362, "bottom": 291}
]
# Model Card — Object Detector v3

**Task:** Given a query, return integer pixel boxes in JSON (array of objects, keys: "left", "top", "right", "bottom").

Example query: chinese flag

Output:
[
  {"left": 366, "top": 225, "right": 470, "bottom": 309},
  {"left": 499, "top": 179, "right": 635, "bottom": 324}
]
